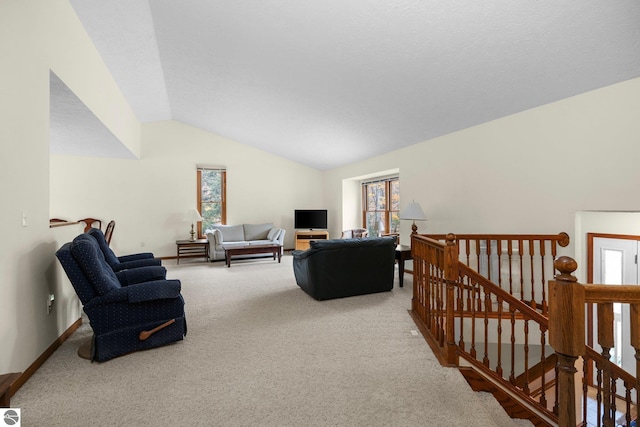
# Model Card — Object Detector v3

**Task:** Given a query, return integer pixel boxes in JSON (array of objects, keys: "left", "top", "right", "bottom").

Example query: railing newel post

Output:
[{"left": 549, "top": 256, "right": 584, "bottom": 427}]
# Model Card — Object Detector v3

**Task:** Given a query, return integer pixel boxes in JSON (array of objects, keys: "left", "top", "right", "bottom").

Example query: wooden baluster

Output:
[
  {"left": 420, "top": 254, "right": 425, "bottom": 322},
  {"left": 483, "top": 287, "right": 491, "bottom": 368},
  {"left": 529, "top": 239, "right": 536, "bottom": 310},
  {"left": 485, "top": 238, "right": 492, "bottom": 281},
  {"left": 596, "top": 360, "right": 603, "bottom": 426},
  {"left": 496, "top": 295, "right": 503, "bottom": 377},
  {"left": 519, "top": 239, "right": 525, "bottom": 306},
  {"left": 476, "top": 275, "right": 483, "bottom": 312},
  {"left": 549, "top": 256, "right": 584, "bottom": 427},
  {"left": 598, "top": 303, "right": 614, "bottom": 427},
  {"left": 550, "top": 239, "right": 559, "bottom": 278},
  {"left": 470, "top": 279, "right": 477, "bottom": 359},
  {"left": 610, "top": 379, "right": 617, "bottom": 427},
  {"left": 457, "top": 276, "right": 464, "bottom": 350},
  {"left": 423, "top": 244, "right": 430, "bottom": 330},
  {"left": 581, "top": 357, "right": 588, "bottom": 423},
  {"left": 539, "top": 326, "right": 548, "bottom": 408},
  {"left": 623, "top": 383, "right": 632, "bottom": 427},
  {"left": 540, "top": 240, "right": 548, "bottom": 315},
  {"left": 438, "top": 270, "right": 444, "bottom": 346},
  {"left": 509, "top": 306, "right": 516, "bottom": 385},
  {"left": 413, "top": 240, "right": 420, "bottom": 318},
  {"left": 435, "top": 245, "right": 441, "bottom": 338},
  {"left": 444, "top": 233, "right": 458, "bottom": 365},
  {"left": 429, "top": 253, "right": 436, "bottom": 334},
  {"left": 424, "top": 244, "right": 430, "bottom": 325},
  {"left": 421, "top": 244, "right": 433, "bottom": 329},
  {"left": 432, "top": 249, "right": 437, "bottom": 327},
  {"left": 630, "top": 303, "right": 640, "bottom": 427},
  {"left": 475, "top": 239, "right": 481, "bottom": 277},
  {"left": 418, "top": 254, "right": 425, "bottom": 323},
  {"left": 465, "top": 272, "right": 472, "bottom": 313},
  {"left": 438, "top": 264, "right": 443, "bottom": 346},
  {"left": 523, "top": 319, "right": 530, "bottom": 395},
  {"left": 424, "top": 246, "right": 431, "bottom": 331},
  {"left": 508, "top": 239, "right": 514, "bottom": 295},
  {"left": 496, "top": 239, "right": 502, "bottom": 289}
]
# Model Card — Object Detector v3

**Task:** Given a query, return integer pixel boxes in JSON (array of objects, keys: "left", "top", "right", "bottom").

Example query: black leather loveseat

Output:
[{"left": 292, "top": 236, "right": 397, "bottom": 300}]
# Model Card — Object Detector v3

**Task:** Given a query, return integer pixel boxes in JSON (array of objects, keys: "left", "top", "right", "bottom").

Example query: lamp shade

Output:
[
  {"left": 186, "top": 209, "right": 203, "bottom": 223},
  {"left": 399, "top": 201, "right": 426, "bottom": 221}
]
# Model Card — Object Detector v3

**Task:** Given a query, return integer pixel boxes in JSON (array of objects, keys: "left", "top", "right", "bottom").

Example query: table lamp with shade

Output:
[
  {"left": 186, "top": 209, "right": 203, "bottom": 241},
  {"left": 399, "top": 201, "right": 426, "bottom": 234}
]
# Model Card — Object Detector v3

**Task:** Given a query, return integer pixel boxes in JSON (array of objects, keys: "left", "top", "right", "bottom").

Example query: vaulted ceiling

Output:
[{"left": 63, "top": 1, "right": 640, "bottom": 170}]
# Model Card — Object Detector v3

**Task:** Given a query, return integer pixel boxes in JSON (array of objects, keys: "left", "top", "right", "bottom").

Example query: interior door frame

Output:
[{"left": 586, "top": 232, "right": 640, "bottom": 349}]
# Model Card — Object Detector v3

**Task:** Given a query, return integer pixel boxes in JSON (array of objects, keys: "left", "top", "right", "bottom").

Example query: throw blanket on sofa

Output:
[{"left": 292, "top": 236, "right": 397, "bottom": 300}]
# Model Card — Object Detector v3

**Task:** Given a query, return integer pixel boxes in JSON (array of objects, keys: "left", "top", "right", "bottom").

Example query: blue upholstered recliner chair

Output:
[
  {"left": 87, "top": 228, "right": 161, "bottom": 272},
  {"left": 56, "top": 234, "right": 187, "bottom": 362}
]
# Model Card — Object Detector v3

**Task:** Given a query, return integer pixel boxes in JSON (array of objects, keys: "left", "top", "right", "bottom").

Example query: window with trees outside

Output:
[
  {"left": 362, "top": 176, "right": 399, "bottom": 237},
  {"left": 197, "top": 167, "right": 226, "bottom": 237}
]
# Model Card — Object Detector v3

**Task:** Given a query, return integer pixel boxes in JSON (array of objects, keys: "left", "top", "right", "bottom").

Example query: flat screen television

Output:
[{"left": 294, "top": 209, "right": 328, "bottom": 229}]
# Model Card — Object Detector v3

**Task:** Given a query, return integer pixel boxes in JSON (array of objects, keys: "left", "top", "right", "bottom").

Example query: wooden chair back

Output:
[
  {"left": 78, "top": 217, "right": 102, "bottom": 233},
  {"left": 104, "top": 220, "right": 115, "bottom": 245}
]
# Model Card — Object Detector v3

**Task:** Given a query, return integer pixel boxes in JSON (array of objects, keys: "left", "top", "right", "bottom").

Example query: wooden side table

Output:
[
  {"left": 176, "top": 239, "right": 209, "bottom": 264},
  {"left": 395, "top": 245, "right": 412, "bottom": 288}
]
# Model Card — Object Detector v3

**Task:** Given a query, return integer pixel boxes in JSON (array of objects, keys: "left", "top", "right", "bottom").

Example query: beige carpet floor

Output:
[{"left": 12, "top": 254, "right": 530, "bottom": 426}]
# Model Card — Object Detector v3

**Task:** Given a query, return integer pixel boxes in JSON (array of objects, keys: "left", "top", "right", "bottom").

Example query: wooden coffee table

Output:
[{"left": 224, "top": 244, "right": 282, "bottom": 267}]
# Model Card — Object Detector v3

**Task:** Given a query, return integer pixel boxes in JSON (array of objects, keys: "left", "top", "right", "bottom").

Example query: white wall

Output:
[
  {"left": 324, "top": 77, "right": 640, "bottom": 265},
  {"left": 0, "top": 0, "right": 139, "bottom": 374},
  {"left": 50, "top": 120, "right": 323, "bottom": 255}
]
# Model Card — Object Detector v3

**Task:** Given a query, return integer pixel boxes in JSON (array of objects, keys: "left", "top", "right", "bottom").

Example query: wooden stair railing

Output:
[
  {"left": 550, "top": 256, "right": 640, "bottom": 427},
  {"left": 582, "top": 347, "right": 638, "bottom": 427},
  {"left": 422, "top": 232, "right": 570, "bottom": 315},
  {"left": 410, "top": 232, "right": 571, "bottom": 425},
  {"left": 411, "top": 233, "right": 640, "bottom": 426}
]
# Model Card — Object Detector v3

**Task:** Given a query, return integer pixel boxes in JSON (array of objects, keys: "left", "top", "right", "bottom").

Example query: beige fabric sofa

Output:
[{"left": 205, "top": 223, "right": 286, "bottom": 261}]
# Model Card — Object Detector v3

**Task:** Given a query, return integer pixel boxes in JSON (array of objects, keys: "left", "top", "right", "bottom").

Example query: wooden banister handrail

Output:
[
  {"left": 421, "top": 232, "right": 570, "bottom": 247},
  {"left": 458, "top": 264, "right": 549, "bottom": 326},
  {"left": 584, "top": 346, "right": 637, "bottom": 387},
  {"left": 583, "top": 284, "right": 640, "bottom": 304}
]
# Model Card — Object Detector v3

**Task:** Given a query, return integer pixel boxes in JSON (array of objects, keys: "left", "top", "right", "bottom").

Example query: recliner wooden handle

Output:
[{"left": 139, "top": 319, "right": 176, "bottom": 341}]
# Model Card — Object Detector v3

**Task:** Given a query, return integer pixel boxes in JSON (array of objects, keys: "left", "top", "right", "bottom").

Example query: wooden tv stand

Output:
[{"left": 294, "top": 230, "right": 329, "bottom": 251}]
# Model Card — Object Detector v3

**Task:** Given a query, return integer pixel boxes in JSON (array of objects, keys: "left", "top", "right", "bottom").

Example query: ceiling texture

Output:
[{"left": 63, "top": 1, "right": 640, "bottom": 170}]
